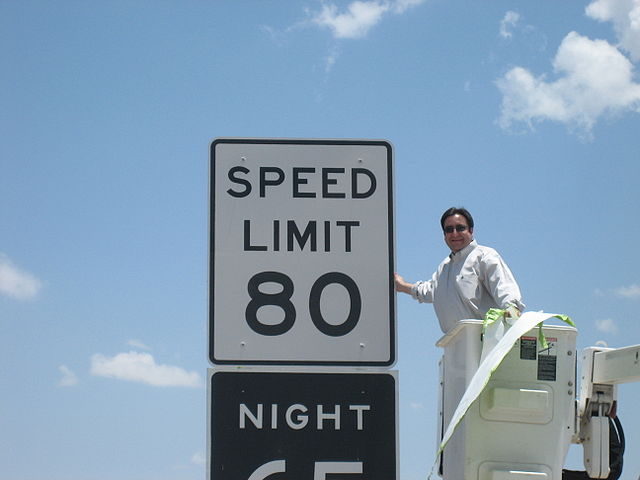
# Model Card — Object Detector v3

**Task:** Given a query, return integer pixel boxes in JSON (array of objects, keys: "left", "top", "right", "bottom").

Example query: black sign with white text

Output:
[{"left": 209, "top": 370, "right": 397, "bottom": 480}]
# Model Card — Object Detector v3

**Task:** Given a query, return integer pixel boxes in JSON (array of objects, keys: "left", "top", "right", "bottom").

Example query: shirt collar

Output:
[{"left": 449, "top": 239, "right": 477, "bottom": 261}]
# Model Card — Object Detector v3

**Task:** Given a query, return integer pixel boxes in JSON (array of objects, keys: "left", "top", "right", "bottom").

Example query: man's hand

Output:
[
  {"left": 394, "top": 273, "right": 414, "bottom": 294},
  {"left": 505, "top": 304, "right": 521, "bottom": 321}
]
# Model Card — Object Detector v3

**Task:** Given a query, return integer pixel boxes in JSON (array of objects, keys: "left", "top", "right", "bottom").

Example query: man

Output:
[{"left": 395, "top": 207, "right": 525, "bottom": 333}]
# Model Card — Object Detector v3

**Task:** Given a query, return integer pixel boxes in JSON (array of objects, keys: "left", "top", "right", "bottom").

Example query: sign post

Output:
[{"left": 209, "top": 138, "right": 395, "bottom": 366}]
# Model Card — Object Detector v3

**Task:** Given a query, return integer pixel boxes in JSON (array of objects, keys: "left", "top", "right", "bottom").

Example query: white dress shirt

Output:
[{"left": 411, "top": 240, "right": 525, "bottom": 333}]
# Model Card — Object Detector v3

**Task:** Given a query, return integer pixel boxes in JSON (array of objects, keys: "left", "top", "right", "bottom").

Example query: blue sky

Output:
[{"left": 2, "top": 0, "right": 640, "bottom": 479}]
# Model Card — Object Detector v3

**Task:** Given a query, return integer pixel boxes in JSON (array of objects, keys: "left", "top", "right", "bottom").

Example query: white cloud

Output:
[
  {"left": 497, "top": 31, "right": 640, "bottom": 135},
  {"left": 312, "top": 1, "right": 391, "bottom": 39},
  {"left": 500, "top": 11, "right": 521, "bottom": 39},
  {"left": 595, "top": 318, "right": 619, "bottom": 334},
  {"left": 0, "top": 253, "right": 42, "bottom": 300},
  {"left": 310, "top": 0, "right": 425, "bottom": 39},
  {"left": 497, "top": 1, "right": 640, "bottom": 136},
  {"left": 586, "top": 0, "right": 640, "bottom": 61},
  {"left": 613, "top": 283, "right": 640, "bottom": 298},
  {"left": 57, "top": 365, "right": 79, "bottom": 387},
  {"left": 90, "top": 351, "right": 201, "bottom": 387}
]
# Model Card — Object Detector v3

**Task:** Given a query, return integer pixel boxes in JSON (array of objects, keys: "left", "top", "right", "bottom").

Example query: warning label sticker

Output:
[
  {"left": 520, "top": 336, "right": 537, "bottom": 360},
  {"left": 537, "top": 355, "right": 557, "bottom": 381},
  {"left": 536, "top": 336, "right": 558, "bottom": 381}
]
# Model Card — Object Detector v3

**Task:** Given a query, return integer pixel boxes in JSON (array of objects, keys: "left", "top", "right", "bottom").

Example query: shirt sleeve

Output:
[
  {"left": 411, "top": 274, "right": 436, "bottom": 304},
  {"left": 479, "top": 249, "right": 525, "bottom": 311}
]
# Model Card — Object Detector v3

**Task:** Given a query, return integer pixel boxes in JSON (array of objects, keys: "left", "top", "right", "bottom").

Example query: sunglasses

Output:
[{"left": 443, "top": 225, "right": 468, "bottom": 234}]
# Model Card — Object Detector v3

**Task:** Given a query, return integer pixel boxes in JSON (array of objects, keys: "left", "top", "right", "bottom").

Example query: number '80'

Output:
[{"left": 245, "top": 271, "right": 362, "bottom": 337}]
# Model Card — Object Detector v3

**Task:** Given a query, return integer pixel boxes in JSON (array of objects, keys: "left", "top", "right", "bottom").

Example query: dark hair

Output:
[{"left": 440, "top": 207, "right": 474, "bottom": 230}]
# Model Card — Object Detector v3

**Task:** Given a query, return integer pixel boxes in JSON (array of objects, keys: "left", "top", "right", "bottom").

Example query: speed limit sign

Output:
[
  {"left": 208, "top": 370, "right": 398, "bottom": 480},
  {"left": 209, "top": 138, "right": 395, "bottom": 366}
]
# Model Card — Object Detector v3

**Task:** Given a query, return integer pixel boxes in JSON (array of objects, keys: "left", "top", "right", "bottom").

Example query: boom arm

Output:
[
  {"left": 578, "top": 345, "right": 640, "bottom": 478},
  {"left": 592, "top": 345, "right": 640, "bottom": 385}
]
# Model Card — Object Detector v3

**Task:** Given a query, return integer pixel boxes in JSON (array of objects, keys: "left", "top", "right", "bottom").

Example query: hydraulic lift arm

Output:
[{"left": 578, "top": 345, "right": 640, "bottom": 479}]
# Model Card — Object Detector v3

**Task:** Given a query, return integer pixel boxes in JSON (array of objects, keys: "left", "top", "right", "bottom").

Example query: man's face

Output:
[{"left": 443, "top": 214, "right": 473, "bottom": 252}]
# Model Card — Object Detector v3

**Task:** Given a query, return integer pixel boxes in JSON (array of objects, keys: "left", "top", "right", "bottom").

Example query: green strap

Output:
[{"left": 482, "top": 307, "right": 506, "bottom": 331}]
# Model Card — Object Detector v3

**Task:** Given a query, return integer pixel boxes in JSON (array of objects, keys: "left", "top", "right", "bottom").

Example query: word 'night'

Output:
[{"left": 239, "top": 403, "right": 371, "bottom": 431}]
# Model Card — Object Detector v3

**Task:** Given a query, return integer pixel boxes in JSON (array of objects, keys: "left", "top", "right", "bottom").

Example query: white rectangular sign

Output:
[{"left": 210, "top": 138, "right": 395, "bottom": 366}]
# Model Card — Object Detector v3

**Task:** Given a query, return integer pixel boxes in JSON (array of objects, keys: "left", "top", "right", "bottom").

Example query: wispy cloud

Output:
[
  {"left": 393, "top": 0, "right": 426, "bottom": 14},
  {"left": 263, "top": 1, "right": 425, "bottom": 75},
  {"left": 307, "top": 0, "right": 425, "bottom": 71},
  {"left": 57, "top": 365, "right": 79, "bottom": 387},
  {"left": 191, "top": 452, "right": 206, "bottom": 466},
  {"left": 90, "top": 351, "right": 201, "bottom": 387},
  {"left": 0, "top": 253, "right": 42, "bottom": 300},
  {"left": 500, "top": 11, "right": 521, "bottom": 39},
  {"left": 613, "top": 283, "right": 640, "bottom": 298},
  {"left": 127, "top": 339, "right": 151, "bottom": 350},
  {"left": 595, "top": 318, "right": 619, "bottom": 334},
  {"left": 496, "top": 0, "right": 640, "bottom": 137},
  {"left": 497, "top": 11, "right": 547, "bottom": 52}
]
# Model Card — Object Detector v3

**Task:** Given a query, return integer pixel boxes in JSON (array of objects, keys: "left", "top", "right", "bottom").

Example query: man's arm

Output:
[{"left": 395, "top": 273, "right": 437, "bottom": 304}]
